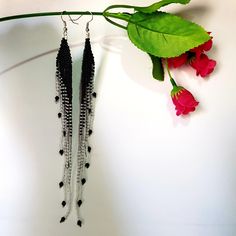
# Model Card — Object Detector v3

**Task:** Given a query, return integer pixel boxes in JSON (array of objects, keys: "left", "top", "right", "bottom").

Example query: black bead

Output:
[
  {"left": 92, "top": 92, "right": 97, "bottom": 98},
  {"left": 77, "top": 220, "right": 82, "bottom": 227},
  {"left": 61, "top": 201, "right": 66, "bottom": 207},
  {"left": 85, "top": 163, "right": 90, "bottom": 168},
  {"left": 59, "top": 181, "right": 64, "bottom": 188},
  {"left": 88, "top": 146, "right": 92, "bottom": 153},
  {"left": 59, "top": 149, "right": 64, "bottom": 155},
  {"left": 81, "top": 178, "right": 86, "bottom": 185},
  {"left": 55, "top": 96, "right": 59, "bottom": 102},
  {"left": 77, "top": 200, "right": 82, "bottom": 207},
  {"left": 58, "top": 113, "right": 62, "bottom": 118},
  {"left": 88, "top": 129, "right": 93, "bottom": 136},
  {"left": 63, "top": 130, "right": 66, "bottom": 137},
  {"left": 60, "top": 217, "right": 66, "bottom": 223}
]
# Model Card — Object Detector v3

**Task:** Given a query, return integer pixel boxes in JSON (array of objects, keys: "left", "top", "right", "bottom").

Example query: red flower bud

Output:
[{"left": 171, "top": 86, "right": 199, "bottom": 116}]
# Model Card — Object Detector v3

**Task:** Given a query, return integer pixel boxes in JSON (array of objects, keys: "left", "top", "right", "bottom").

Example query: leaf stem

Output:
[
  {"left": 103, "top": 4, "right": 137, "bottom": 13},
  {"left": 103, "top": 15, "right": 127, "bottom": 30},
  {"left": 103, "top": 12, "right": 131, "bottom": 23},
  {"left": 102, "top": 11, "right": 132, "bottom": 30}
]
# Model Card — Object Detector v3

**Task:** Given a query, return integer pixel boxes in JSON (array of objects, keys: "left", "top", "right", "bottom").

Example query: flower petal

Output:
[{"left": 190, "top": 53, "right": 216, "bottom": 77}]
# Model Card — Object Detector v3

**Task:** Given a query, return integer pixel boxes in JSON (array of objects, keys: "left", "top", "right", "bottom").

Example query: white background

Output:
[{"left": 0, "top": 0, "right": 236, "bottom": 235}]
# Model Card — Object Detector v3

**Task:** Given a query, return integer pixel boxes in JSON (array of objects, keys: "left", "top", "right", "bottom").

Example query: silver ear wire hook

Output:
[
  {"left": 64, "top": 12, "right": 93, "bottom": 38},
  {"left": 61, "top": 11, "right": 68, "bottom": 39},
  {"left": 86, "top": 12, "right": 93, "bottom": 38},
  {"left": 68, "top": 15, "right": 82, "bottom": 25}
]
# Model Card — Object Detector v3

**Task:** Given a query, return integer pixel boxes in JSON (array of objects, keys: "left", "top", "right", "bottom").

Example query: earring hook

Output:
[
  {"left": 61, "top": 11, "right": 68, "bottom": 39},
  {"left": 68, "top": 11, "right": 93, "bottom": 26},
  {"left": 67, "top": 12, "right": 93, "bottom": 38},
  {"left": 86, "top": 12, "right": 93, "bottom": 38},
  {"left": 68, "top": 15, "right": 82, "bottom": 25},
  {"left": 86, "top": 11, "right": 94, "bottom": 25}
]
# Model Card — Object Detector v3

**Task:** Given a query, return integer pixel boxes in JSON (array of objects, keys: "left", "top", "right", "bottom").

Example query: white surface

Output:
[{"left": 0, "top": 0, "right": 236, "bottom": 236}]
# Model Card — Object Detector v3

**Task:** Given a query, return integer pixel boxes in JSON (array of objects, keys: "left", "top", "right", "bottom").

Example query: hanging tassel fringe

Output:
[
  {"left": 55, "top": 37, "right": 73, "bottom": 223},
  {"left": 76, "top": 36, "right": 96, "bottom": 226}
]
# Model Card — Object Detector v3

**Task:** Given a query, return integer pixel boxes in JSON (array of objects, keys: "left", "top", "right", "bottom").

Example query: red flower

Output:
[
  {"left": 190, "top": 34, "right": 213, "bottom": 58},
  {"left": 167, "top": 53, "right": 188, "bottom": 68},
  {"left": 190, "top": 53, "right": 216, "bottom": 77},
  {"left": 167, "top": 33, "right": 216, "bottom": 78},
  {"left": 171, "top": 85, "right": 199, "bottom": 116}
]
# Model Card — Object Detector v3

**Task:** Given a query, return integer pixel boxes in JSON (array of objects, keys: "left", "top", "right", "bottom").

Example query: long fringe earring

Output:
[
  {"left": 76, "top": 12, "right": 96, "bottom": 227},
  {"left": 55, "top": 12, "right": 73, "bottom": 223}
]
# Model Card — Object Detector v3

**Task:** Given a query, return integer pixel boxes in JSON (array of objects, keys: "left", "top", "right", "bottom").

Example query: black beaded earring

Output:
[
  {"left": 55, "top": 12, "right": 73, "bottom": 224},
  {"left": 76, "top": 12, "right": 96, "bottom": 227}
]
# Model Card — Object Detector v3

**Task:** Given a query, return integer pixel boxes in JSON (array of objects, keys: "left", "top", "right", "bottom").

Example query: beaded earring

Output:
[
  {"left": 55, "top": 12, "right": 73, "bottom": 224},
  {"left": 76, "top": 12, "right": 96, "bottom": 227}
]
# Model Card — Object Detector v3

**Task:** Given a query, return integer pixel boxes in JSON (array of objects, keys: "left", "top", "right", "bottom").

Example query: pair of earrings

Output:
[{"left": 55, "top": 12, "right": 96, "bottom": 227}]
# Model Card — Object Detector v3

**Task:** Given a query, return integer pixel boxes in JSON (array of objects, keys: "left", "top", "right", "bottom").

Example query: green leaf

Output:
[
  {"left": 149, "top": 54, "right": 164, "bottom": 81},
  {"left": 134, "top": 0, "right": 191, "bottom": 14},
  {"left": 127, "top": 11, "right": 210, "bottom": 58}
]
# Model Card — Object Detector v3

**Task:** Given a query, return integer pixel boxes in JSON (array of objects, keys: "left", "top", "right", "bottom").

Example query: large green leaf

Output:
[
  {"left": 134, "top": 0, "right": 191, "bottom": 14},
  {"left": 127, "top": 11, "right": 210, "bottom": 58},
  {"left": 149, "top": 54, "right": 164, "bottom": 81}
]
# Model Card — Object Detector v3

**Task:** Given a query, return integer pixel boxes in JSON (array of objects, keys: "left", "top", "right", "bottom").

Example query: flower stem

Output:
[
  {"left": 166, "top": 59, "right": 177, "bottom": 87},
  {"left": 0, "top": 10, "right": 131, "bottom": 31},
  {"left": 0, "top": 11, "right": 104, "bottom": 23},
  {"left": 170, "top": 78, "right": 177, "bottom": 87}
]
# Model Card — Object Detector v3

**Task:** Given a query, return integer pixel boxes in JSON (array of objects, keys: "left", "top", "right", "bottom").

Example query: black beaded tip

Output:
[
  {"left": 85, "top": 163, "right": 90, "bottom": 169},
  {"left": 92, "top": 92, "right": 97, "bottom": 98},
  {"left": 77, "top": 200, "right": 83, "bottom": 207},
  {"left": 88, "top": 146, "right": 92, "bottom": 153},
  {"left": 88, "top": 129, "right": 93, "bottom": 136},
  {"left": 77, "top": 220, "right": 82, "bottom": 227},
  {"left": 59, "top": 149, "right": 64, "bottom": 155},
  {"left": 58, "top": 113, "right": 62, "bottom": 118},
  {"left": 88, "top": 108, "right": 92, "bottom": 114},
  {"left": 55, "top": 96, "right": 59, "bottom": 102},
  {"left": 59, "top": 181, "right": 64, "bottom": 188},
  {"left": 60, "top": 217, "right": 66, "bottom": 223},
  {"left": 63, "top": 130, "right": 66, "bottom": 137},
  {"left": 61, "top": 201, "right": 66, "bottom": 207},
  {"left": 81, "top": 178, "right": 86, "bottom": 185}
]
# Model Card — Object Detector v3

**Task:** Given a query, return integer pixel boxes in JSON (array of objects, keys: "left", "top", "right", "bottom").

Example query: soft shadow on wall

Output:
[
  {"left": 0, "top": 22, "right": 65, "bottom": 236},
  {"left": 0, "top": 20, "right": 126, "bottom": 236}
]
